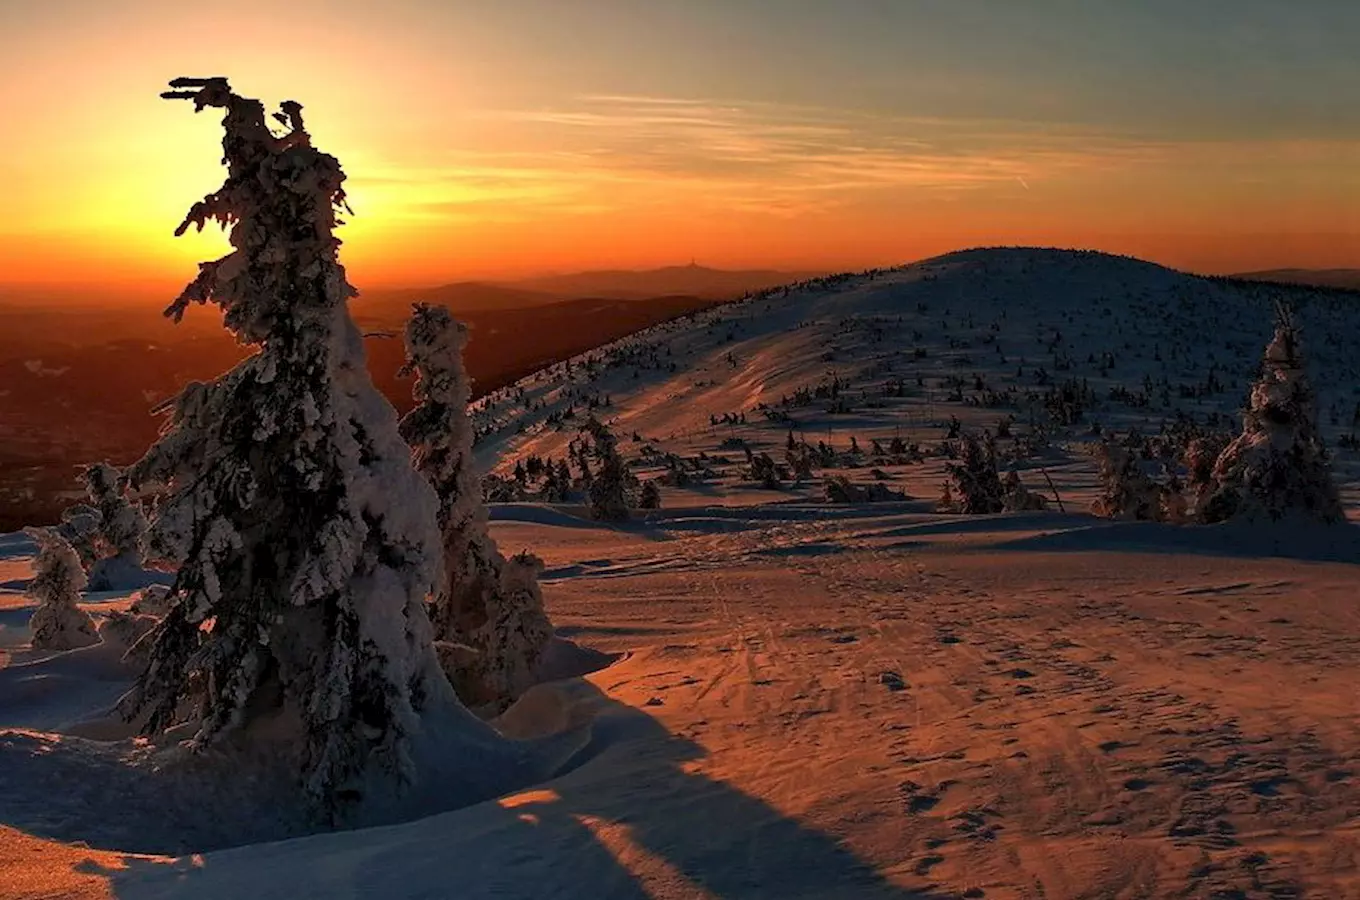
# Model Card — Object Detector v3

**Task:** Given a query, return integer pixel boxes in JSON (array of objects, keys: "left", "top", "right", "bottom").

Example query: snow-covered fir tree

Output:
[
  {"left": 130, "top": 584, "right": 173, "bottom": 617},
  {"left": 1201, "top": 304, "right": 1344, "bottom": 524},
  {"left": 399, "top": 303, "right": 552, "bottom": 716},
  {"left": 583, "top": 417, "right": 632, "bottom": 521},
  {"left": 945, "top": 432, "right": 1005, "bottom": 514},
  {"left": 116, "top": 78, "right": 479, "bottom": 812},
  {"left": 81, "top": 463, "right": 151, "bottom": 590},
  {"left": 56, "top": 502, "right": 102, "bottom": 569},
  {"left": 24, "top": 527, "right": 97, "bottom": 651},
  {"left": 1090, "top": 440, "right": 1162, "bottom": 521}
]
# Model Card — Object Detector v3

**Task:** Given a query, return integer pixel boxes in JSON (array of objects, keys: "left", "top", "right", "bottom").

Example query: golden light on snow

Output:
[{"left": 497, "top": 788, "right": 562, "bottom": 808}]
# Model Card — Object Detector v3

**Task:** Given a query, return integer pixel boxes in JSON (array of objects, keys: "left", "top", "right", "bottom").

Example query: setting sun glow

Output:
[{"left": 1, "top": 0, "right": 1357, "bottom": 297}]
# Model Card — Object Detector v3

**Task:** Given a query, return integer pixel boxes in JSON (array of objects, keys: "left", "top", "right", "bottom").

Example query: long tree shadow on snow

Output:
[
  {"left": 470, "top": 677, "right": 957, "bottom": 899},
  {"left": 987, "top": 518, "right": 1360, "bottom": 564},
  {"left": 92, "top": 674, "right": 955, "bottom": 899}
]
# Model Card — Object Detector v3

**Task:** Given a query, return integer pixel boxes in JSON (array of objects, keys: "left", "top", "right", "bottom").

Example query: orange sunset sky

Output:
[{"left": 1, "top": 0, "right": 1357, "bottom": 297}]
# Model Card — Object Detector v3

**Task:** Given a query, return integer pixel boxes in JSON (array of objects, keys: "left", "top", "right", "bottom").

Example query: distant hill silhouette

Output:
[
  {"left": 347, "top": 265, "right": 821, "bottom": 319},
  {"left": 1231, "top": 268, "right": 1360, "bottom": 291},
  {"left": 355, "top": 282, "right": 562, "bottom": 314},
  {"left": 500, "top": 264, "right": 824, "bottom": 300}
]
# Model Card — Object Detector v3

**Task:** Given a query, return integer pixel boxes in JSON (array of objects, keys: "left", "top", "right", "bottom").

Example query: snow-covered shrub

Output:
[
  {"left": 945, "top": 432, "right": 1005, "bottom": 514},
  {"left": 97, "top": 610, "right": 159, "bottom": 668},
  {"left": 117, "top": 78, "right": 466, "bottom": 812},
  {"left": 1202, "top": 307, "right": 1343, "bottom": 524},
  {"left": 482, "top": 473, "right": 528, "bottom": 503},
  {"left": 638, "top": 480, "right": 662, "bottom": 509},
  {"left": 24, "top": 527, "right": 97, "bottom": 651},
  {"left": 823, "top": 475, "right": 906, "bottom": 504},
  {"left": 58, "top": 463, "right": 153, "bottom": 590},
  {"left": 785, "top": 442, "right": 816, "bottom": 480},
  {"left": 400, "top": 303, "right": 553, "bottom": 716},
  {"left": 130, "top": 584, "right": 173, "bottom": 617},
  {"left": 1001, "top": 469, "right": 1048, "bottom": 512},
  {"left": 1160, "top": 474, "right": 1189, "bottom": 524},
  {"left": 748, "top": 452, "right": 781, "bottom": 489},
  {"left": 1090, "top": 440, "right": 1161, "bottom": 520},
  {"left": 56, "top": 503, "right": 102, "bottom": 568},
  {"left": 1182, "top": 433, "right": 1230, "bottom": 518},
  {"left": 583, "top": 418, "right": 631, "bottom": 521},
  {"left": 84, "top": 463, "right": 147, "bottom": 562}
]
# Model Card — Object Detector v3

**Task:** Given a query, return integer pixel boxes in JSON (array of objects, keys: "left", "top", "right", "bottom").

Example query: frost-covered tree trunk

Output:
[
  {"left": 584, "top": 418, "right": 632, "bottom": 521},
  {"left": 82, "top": 463, "right": 150, "bottom": 590},
  {"left": 1202, "top": 306, "right": 1343, "bottom": 524},
  {"left": 117, "top": 78, "right": 472, "bottom": 813},
  {"left": 24, "top": 527, "right": 97, "bottom": 651},
  {"left": 399, "top": 304, "right": 552, "bottom": 716}
]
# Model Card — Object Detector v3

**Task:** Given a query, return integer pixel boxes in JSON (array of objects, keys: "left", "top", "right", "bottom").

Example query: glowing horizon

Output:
[{"left": 2, "top": 1, "right": 1358, "bottom": 295}]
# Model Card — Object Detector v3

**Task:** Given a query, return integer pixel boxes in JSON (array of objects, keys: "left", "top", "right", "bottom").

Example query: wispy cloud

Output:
[{"left": 354, "top": 94, "right": 1360, "bottom": 223}]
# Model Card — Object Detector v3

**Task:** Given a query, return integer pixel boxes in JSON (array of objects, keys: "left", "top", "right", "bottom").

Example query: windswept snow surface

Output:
[{"left": 4, "top": 249, "right": 1360, "bottom": 899}]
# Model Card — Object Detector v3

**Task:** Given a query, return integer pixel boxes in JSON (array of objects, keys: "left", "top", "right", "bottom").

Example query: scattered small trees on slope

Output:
[
  {"left": 117, "top": 78, "right": 478, "bottom": 813},
  {"left": 24, "top": 527, "right": 97, "bottom": 651},
  {"left": 400, "top": 303, "right": 552, "bottom": 716}
]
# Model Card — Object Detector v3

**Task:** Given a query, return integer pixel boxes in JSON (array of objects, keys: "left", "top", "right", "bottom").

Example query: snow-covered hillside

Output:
[{"left": 472, "top": 247, "right": 1360, "bottom": 509}]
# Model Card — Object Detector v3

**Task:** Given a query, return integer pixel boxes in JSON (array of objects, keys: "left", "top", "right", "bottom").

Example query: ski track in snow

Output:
[{"left": 4, "top": 248, "right": 1360, "bottom": 899}]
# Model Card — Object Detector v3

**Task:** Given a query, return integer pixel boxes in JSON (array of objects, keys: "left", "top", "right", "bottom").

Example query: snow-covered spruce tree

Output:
[
  {"left": 82, "top": 462, "right": 150, "bottom": 590},
  {"left": 583, "top": 417, "right": 631, "bottom": 521},
  {"left": 117, "top": 78, "right": 483, "bottom": 811},
  {"left": 24, "top": 527, "right": 97, "bottom": 651},
  {"left": 1201, "top": 305, "right": 1344, "bottom": 524},
  {"left": 56, "top": 502, "right": 102, "bottom": 569},
  {"left": 945, "top": 432, "right": 1005, "bottom": 514},
  {"left": 399, "top": 303, "right": 552, "bottom": 716},
  {"left": 1090, "top": 439, "right": 1162, "bottom": 521}
]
